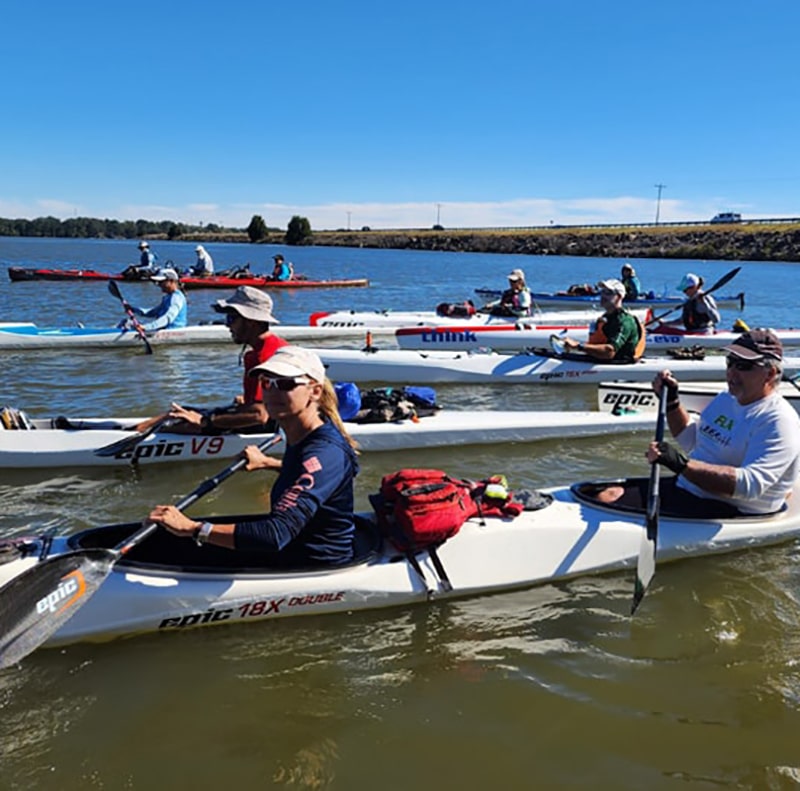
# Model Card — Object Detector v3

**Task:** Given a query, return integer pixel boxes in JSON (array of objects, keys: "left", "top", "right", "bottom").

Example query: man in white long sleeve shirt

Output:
[
  {"left": 128, "top": 268, "right": 188, "bottom": 331},
  {"left": 649, "top": 328, "right": 800, "bottom": 515}
]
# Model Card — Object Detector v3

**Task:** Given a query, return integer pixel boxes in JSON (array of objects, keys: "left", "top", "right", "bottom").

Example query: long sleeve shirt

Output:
[{"left": 131, "top": 290, "right": 188, "bottom": 331}]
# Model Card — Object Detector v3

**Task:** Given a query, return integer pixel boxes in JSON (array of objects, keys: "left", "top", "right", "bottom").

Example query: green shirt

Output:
[{"left": 598, "top": 309, "right": 639, "bottom": 362}]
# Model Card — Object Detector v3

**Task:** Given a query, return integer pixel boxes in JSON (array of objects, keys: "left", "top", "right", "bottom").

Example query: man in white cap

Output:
[
  {"left": 125, "top": 268, "right": 188, "bottom": 331},
  {"left": 562, "top": 278, "right": 644, "bottom": 362},
  {"left": 154, "top": 286, "right": 288, "bottom": 434},
  {"left": 485, "top": 269, "right": 532, "bottom": 317},
  {"left": 123, "top": 240, "right": 159, "bottom": 279},
  {"left": 675, "top": 272, "right": 720, "bottom": 333},
  {"left": 191, "top": 245, "right": 214, "bottom": 277}
]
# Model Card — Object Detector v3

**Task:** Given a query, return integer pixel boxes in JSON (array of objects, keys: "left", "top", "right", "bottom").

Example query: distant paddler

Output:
[{"left": 483, "top": 269, "right": 532, "bottom": 317}]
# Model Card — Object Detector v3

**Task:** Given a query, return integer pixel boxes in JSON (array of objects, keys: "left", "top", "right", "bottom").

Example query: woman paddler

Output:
[{"left": 147, "top": 346, "right": 360, "bottom": 567}]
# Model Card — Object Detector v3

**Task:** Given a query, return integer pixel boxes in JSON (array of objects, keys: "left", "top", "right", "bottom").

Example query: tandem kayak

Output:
[
  {"left": 474, "top": 287, "right": 746, "bottom": 311},
  {"left": 8, "top": 267, "right": 369, "bottom": 290},
  {"left": 2, "top": 477, "right": 799, "bottom": 650},
  {"left": 0, "top": 322, "right": 389, "bottom": 351},
  {"left": 309, "top": 307, "right": 652, "bottom": 329},
  {"left": 597, "top": 380, "right": 800, "bottom": 417},
  {"left": 313, "top": 347, "right": 800, "bottom": 385},
  {"left": 0, "top": 409, "right": 656, "bottom": 468},
  {"left": 394, "top": 324, "right": 800, "bottom": 353}
]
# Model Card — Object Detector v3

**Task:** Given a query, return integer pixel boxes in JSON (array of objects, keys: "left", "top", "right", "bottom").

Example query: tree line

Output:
[{"left": 0, "top": 214, "right": 314, "bottom": 245}]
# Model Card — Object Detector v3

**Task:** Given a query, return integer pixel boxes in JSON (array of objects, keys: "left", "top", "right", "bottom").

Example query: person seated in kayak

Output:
[
  {"left": 561, "top": 278, "right": 645, "bottom": 362},
  {"left": 137, "top": 286, "right": 288, "bottom": 435},
  {"left": 270, "top": 254, "right": 294, "bottom": 281},
  {"left": 147, "top": 346, "right": 360, "bottom": 567},
  {"left": 599, "top": 329, "right": 800, "bottom": 516},
  {"left": 123, "top": 241, "right": 158, "bottom": 278},
  {"left": 485, "top": 269, "right": 532, "bottom": 317},
  {"left": 620, "top": 263, "right": 641, "bottom": 301},
  {"left": 673, "top": 272, "right": 721, "bottom": 333},
  {"left": 191, "top": 245, "right": 214, "bottom": 277},
  {"left": 124, "top": 268, "right": 188, "bottom": 332}
]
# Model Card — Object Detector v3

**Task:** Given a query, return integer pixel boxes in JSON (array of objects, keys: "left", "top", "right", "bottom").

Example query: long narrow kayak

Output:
[
  {"left": 0, "top": 409, "right": 655, "bottom": 468},
  {"left": 313, "top": 347, "right": 800, "bottom": 385},
  {"left": 309, "top": 307, "right": 652, "bottom": 329},
  {"left": 0, "top": 322, "right": 387, "bottom": 351},
  {"left": 474, "top": 287, "right": 746, "bottom": 311},
  {"left": 8, "top": 267, "right": 369, "bottom": 290},
  {"left": 597, "top": 380, "right": 800, "bottom": 417},
  {"left": 395, "top": 324, "right": 800, "bottom": 353},
  {"left": 2, "top": 477, "right": 798, "bottom": 651}
]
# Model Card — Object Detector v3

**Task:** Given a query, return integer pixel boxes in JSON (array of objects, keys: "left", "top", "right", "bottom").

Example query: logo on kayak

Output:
[
  {"left": 36, "top": 569, "right": 86, "bottom": 616},
  {"left": 600, "top": 391, "right": 656, "bottom": 409},
  {"left": 419, "top": 330, "right": 478, "bottom": 344},
  {"left": 115, "top": 437, "right": 225, "bottom": 460}
]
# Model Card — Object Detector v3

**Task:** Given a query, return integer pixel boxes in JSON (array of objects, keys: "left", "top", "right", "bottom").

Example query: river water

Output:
[{"left": 1, "top": 238, "right": 799, "bottom": 789}]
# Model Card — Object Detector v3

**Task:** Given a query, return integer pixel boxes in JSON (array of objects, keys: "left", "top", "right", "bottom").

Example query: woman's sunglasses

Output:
[
  {"left": 261, "top": 376, "right": 311, "bottom": 391},
  {"left": 726, "top": 356, "right": 766, "bottom": 372}
]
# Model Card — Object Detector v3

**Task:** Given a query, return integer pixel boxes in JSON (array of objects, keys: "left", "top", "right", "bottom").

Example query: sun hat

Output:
[
  {"left": 677, "top": 273, "right": 701, "bottom": 291},
  {"left": 621, "top": 263, "right": 635, "bottom": 274},
  {"left": 507, "top": 269, "right": 525, "bottom": 281},
  {"left": 195, "top": 245, "right": 205, "bottom": 253},
  {"left": 213, "top": 285, "right": 279, "bottom": 323},
  {"left": 596, "top": 278, "right": 626, "bottom": 297},
  {"left": 722, "top": 328, "right": 783, "bottom": 362},
  {"left": 150, "top": 268, "right": 180, "bottom": 282},
  {"left": 138, "top": 241, "right": 149, "bottom": 249},
  {"left": 248, "top": 345, "right": 326, "bottom": 382}
]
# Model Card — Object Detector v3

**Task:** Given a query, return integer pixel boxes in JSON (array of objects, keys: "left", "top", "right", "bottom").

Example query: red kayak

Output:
[{"left": 8, "top": 266, "right": 369, "bottom": 290}]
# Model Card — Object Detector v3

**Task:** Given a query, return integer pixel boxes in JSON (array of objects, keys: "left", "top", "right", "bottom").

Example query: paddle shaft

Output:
[
  {"left": 108, "top": 280, "right": 153, "bottom": 354},
  {"left": 646, "top": 266, "right": 741, "bottom": 327},
  {"left": 93, "top": 414, "right": 176, "bottom": 457},
  {"left": 631, "top": 385, "right": 669, "bottom": 615}
]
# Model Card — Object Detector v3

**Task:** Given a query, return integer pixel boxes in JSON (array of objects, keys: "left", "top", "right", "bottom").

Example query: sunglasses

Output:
[
  {"left": 726, "top": 356, "right": 766, "bottom": 372},
  {"left": 261, "top": 376, "right": 311, "bottom": 391}
]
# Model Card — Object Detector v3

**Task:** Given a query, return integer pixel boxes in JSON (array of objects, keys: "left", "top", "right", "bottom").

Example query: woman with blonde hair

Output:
[{"left": 148, "top": 346, "right": 360, "bottom": 567}]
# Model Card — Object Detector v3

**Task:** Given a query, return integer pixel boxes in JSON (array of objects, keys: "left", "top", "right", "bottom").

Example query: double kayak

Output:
[
  {"left": 2, "top": 477, "right": 799, "bottom": 651},
  {"left": 0, "top": 409, "right": 656, "bottom": 468},
  {"left": 0, "top": 322, "right": 385, "bottom": 351},
  {"left": 474, "top": 287, "right": 746, "bottom": 311},
  {"left": 8, "top": 267, "right": 369, "bottom": 290},
  {"left": 313, "top": 347, "right": 800, "bottom": 385},
  {"left": 395, "top": 323, "right": 800, "bottom": 353},
  {"left": 309, "top": 307, "right": 652, "bottom": 329},
  {"left": 597, "top": 380, "right": 800, "bottom": 417}
]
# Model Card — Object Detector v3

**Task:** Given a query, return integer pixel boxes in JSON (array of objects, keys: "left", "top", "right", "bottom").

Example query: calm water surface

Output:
[{"left": 1, "top": 239, "right": 800, "bottom": 789}]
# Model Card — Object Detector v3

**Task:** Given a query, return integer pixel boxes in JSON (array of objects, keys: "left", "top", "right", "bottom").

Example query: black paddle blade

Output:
[
  {"left": 0, "top": 549, "right": 114, "bottom": 669},
  {"left": 93, "top": 417, "right": 173, "bottom": 458},
  {"left": 107, "top": 280, "right": 123, "bottom": 300}
]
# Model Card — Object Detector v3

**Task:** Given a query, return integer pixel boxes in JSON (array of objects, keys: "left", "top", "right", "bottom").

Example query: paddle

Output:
[
  {"left": 93, "top": 414, "right": 176, "bottom": 458},
  {"left": 0, "top": 432, "right": 283, "bottom": 669},
  {"left": 631, "top": 385, "right": 669, "bottom": 615},
  {"left": 108, "top": 280, "right": 153, "bottom": 355},
  {"left": 645, "top": 266, "right": 741, "bottom": 327}
]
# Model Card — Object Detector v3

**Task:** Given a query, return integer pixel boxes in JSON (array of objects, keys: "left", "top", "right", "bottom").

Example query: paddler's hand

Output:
[
  {"left": 562, "top": 337, "right": 582, "bottom": 352},
  {"left": 167, "top": 402, "right": 204, "bottom": 426},
  {"left": 647, "top": 440, "right": 688, "bottom": 474},
  {"left": 148, "top": 505, "right": 200, "bottom": 538},
  {"left": 242, "top": 444, "right": 282, "bottom": 472},
  {"left": 652, "top": 369, "right": 680, "bottom": 410}
]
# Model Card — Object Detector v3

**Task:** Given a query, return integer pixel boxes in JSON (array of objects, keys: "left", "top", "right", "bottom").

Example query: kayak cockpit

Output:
[{"left": 67, "top": 515, "right": 383, "bottom": 575}]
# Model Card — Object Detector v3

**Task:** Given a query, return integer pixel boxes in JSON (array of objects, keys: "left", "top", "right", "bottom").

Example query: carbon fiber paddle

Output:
[
  {"left": 108, "top": 280, "right": 153, "bottom": 354},
  {"left": 0, "top": 432, "right": 283, "bottom": 669},
  {"left": 645, "top": 266, "right": 741, "bottom": 327}
]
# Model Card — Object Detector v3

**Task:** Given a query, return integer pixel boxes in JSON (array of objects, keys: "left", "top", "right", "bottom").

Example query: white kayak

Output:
[
  {"left": 0, "top": 322, "right": 390, "bottom": 351},
  {"left": 597, "top": 380, "right": 800, "bottom": 417},
  {"left": 314, "top": 347, "right": 800, "bottom": 385},
  {"left": 309, "top": 307, "right": 652, "bottom": 329},
  {"left": 2, "top": 476, "right": 798, "bottom": 650},
  {"left": 395, "top": 324, "right": 800, "bottom": 353},
  {"left": 0, "top": 409, "right": 656, "bottom": 469}
]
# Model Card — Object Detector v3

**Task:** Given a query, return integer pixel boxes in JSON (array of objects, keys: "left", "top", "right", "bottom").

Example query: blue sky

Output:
[{"left": 3, "top": 1, "right": 799, "bottom": 230}]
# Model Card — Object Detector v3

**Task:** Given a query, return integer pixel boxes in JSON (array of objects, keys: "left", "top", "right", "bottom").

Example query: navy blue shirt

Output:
[{"left": 234, "top": 421, "right": 359, "bottom": 565}]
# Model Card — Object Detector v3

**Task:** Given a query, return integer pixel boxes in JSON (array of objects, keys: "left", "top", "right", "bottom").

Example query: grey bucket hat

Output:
[{"left": 213, "top": 286, "right": 280, "bottom": 323}]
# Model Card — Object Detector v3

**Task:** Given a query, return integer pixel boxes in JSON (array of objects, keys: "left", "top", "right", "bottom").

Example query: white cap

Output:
[
  {"left": 151, "top": 268, "right": 180, "bottom": 282},
  {"left": 678, "top": 273, "right": 701, "bottom": 291},
  {"left": 248, "top": 345, "right": 326, "bottom": 382},
  {"left": 508, "top": 269, "right": 525, "bottom": 281},
  {"left": 138, "top": 241, "right": 149, "bottom": 248},
  {"left": 195, "top": 245, "right": 205, "bottom": 253},
  {"left": 213, "top": 286, "right": 279, "bottom": 323},
  {"left": 596, "top": 278, "right": 626, "bottom": 297}
]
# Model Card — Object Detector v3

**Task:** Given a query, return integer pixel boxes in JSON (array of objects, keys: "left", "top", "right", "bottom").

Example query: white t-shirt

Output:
[{"left": 676, "top": 390, "right": 800, "bottom": 514}]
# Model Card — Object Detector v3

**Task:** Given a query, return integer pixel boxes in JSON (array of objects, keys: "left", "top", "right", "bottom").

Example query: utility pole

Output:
[
  {"left": 654, "top": 184, "right": 666, "bottom": 225},
  {"left": 347, "top": 211, "right": 351, "bottom": 231},
  {"left": 436, "top": 203, "right": 441, "bottom": 226}
]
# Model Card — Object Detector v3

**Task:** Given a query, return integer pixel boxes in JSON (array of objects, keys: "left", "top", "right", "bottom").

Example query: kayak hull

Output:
[
  {"left": 313, "top": 347, "right": 800, "bottom": 385},
  {"left": 2, "top": 479, "right": 798, "bottom": 649},
  {"left": 0, "top": 410, "right": 655, "bottom": 468}
]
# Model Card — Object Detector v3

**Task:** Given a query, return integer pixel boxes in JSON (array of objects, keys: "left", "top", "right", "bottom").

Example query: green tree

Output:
[
  {"left": 285, "top": 215, "right": 312, "bottom": 245},
  {"left": 167, "top": 223, "right": 185, "bottom": 240},
  {"left": 247, "top": 214, "right": 268, "bottom": 243}
]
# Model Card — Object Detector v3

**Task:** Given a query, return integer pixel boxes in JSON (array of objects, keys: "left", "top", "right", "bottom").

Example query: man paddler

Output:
[{"left": 562, "top": 278, "right": 645, "bottom": 362}]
